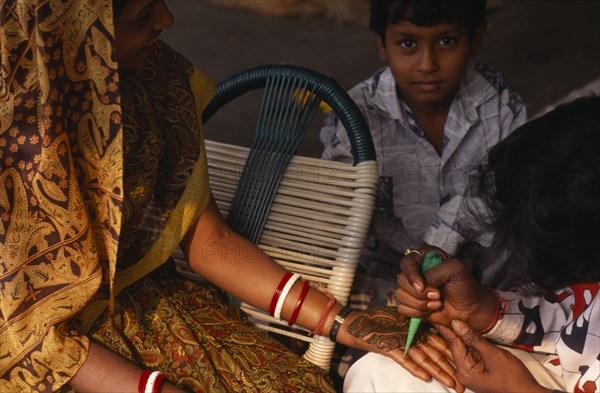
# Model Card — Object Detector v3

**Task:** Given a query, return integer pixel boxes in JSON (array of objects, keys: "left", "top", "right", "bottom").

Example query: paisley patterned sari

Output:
[{"left": 0, "top": 1, "right": 333, "bottom": 391}]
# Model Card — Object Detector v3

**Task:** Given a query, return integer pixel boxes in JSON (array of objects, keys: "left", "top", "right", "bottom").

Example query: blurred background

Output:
[{"left": 162, "top": 0, "right": 600, "bottom": 157}]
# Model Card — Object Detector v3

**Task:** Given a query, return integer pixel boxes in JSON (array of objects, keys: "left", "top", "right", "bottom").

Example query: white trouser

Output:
[{"left": 344, "top": 347, "right": 566, "bottom": 393}]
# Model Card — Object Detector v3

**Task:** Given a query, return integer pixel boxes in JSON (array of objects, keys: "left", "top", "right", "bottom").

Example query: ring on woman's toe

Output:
[{"left": 404, "top": 249, "right": 423, "bottom": 258}]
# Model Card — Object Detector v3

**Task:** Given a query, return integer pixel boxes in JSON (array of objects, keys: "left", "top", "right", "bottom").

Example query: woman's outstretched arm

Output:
[
  {"left": 181, "top": 195, "right": 340, "bottom": 332},
  {"left": 181, "top": 195, "right": 461, "bottom": 390}
]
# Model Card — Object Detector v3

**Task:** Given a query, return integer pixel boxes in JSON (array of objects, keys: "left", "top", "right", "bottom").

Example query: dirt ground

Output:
[{"left": 162, "top": 0, "right": 599, "bottom": 157}]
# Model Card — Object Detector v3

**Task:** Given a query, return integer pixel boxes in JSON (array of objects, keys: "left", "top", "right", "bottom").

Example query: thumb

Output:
[{"left": 450, "top": 319, "right": 494, "bottom": 356}]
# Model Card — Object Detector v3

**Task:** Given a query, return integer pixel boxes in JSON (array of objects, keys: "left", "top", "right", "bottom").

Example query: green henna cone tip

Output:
[
  {"left": 404, "top": 251, "right": 444, "bottom": 357},
  {"left": 404, "top": 316, "right": 422, "bottom": 357}
]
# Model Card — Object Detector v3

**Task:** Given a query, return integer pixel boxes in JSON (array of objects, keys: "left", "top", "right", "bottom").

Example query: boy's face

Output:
[
  {"left": 114, "top": 0, "right": 175, "bottom": 70},
  {"left": 378, "top": 19, "right": 483, "bottom": 111}
]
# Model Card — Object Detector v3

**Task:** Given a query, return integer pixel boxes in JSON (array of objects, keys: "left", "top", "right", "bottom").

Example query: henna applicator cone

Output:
[{"left": 404, "top": 251, "right": 444, "bottom": 357}]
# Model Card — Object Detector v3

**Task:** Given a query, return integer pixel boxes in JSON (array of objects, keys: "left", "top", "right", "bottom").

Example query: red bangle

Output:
[
  {"left": 152, "top": 373, "right": 165, "bottom": 393},
  {"left": 138, "top": 370, "right": 151, "bottom": 393},
  {"left": 269, "top": 272, "right": 293, "bottom": 316},
  {"left": 288, "top": 280, "right": 310, "bottom": 326},
  {"left": 479, "top": 290, "right": 507, "bottom": 334},
  {"left": 312, "top": 291, "right": 337, "bottom": 336}
]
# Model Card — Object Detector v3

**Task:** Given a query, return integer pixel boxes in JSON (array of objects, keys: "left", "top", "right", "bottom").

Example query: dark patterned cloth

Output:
[
  {"left": 1, "top": 1, "right": 123, "bottom": 390},
  {"left": 89, "top": 266, "right": 334, "bottom": 392}
]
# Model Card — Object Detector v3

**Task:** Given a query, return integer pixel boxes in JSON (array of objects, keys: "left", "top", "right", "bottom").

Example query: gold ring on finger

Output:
[{"left": 404, "top": 249, "right": 423, "bottom": 258}]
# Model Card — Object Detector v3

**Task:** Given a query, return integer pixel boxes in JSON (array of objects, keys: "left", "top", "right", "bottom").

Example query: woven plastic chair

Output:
[{"left": 175, "top": 65, "right": 377, "bottom": 370}]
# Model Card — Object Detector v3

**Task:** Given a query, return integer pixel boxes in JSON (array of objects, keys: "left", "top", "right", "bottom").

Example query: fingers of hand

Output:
[
  {"left": 435, "top": 323, "right": 459, "bottom": 343},
  {"left": 408, "top": 345, "right": 456, "bottom": 389},
  {"left": 399, "top": 257, "right": 425, "bottom": 292},
  {"left": 449, "top": 320, "right": 487, "bottom": 373},
  {"left": 397, "top": 273, "right": 439, "bottom": 299},
  {"left": 453, "top": 320, "right": 516, "bottom": 370},
  {"left": 415, "top": 340, "right": 457, "bottom": 380},
  {"left": 394, "top": 286, "right": 433, "bottom": 317},
  {"left": 394, "top": 351, "right": 432, "bottom": 383},
  {"left": 426, "top": 333, "right": 453, "bottom": 360},
  {"left": 451, "top": 319, "right": 484, "bottom": 351},
  {"left": 396, "top": 271, "right": 415, "bottom": 291},
  {"left": 437, "top": 322, "right": 470, "bottom": 364},
  {"left": 424, "top": 333, "right": 465, "bottom": 393}
]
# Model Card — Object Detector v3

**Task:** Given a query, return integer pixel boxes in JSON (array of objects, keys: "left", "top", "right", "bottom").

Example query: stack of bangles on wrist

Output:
[
  {"left": 269, "top": 273, "right": 317, "bottom": 327},
  {"left": 138, "top": 370, "right": 165, "bottom": 393},
  {"left": 269, "top": 273, "right": 300, "bottom": 320},
  {"left": 270, "top": 273, "right": 351, "bottom": 342}
]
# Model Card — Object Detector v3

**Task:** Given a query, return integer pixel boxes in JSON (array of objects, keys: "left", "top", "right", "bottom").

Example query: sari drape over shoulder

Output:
[
  {"left": 0, "top": 1, "right": 211, "bottom": 390},
  {"left": 1, "top": 0, "right": 122, "bottom": 390}
]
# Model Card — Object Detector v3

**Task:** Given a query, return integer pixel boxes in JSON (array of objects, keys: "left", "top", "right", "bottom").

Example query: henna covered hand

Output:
[
  {"left": 336, "top": 306, "right": 464, "bottom": 392},
  {"left": 345, "top": 306, "right": 411, "bottom": 352}
]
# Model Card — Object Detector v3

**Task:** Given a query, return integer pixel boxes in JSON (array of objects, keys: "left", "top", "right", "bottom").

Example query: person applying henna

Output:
[{"left": 345, "top": 96, "right": 600, "bottom": 392}]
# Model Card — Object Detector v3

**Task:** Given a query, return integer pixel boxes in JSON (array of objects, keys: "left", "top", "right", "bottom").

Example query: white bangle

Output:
[
  {"left": 274, "top": 273, "right": 300, "bottom": 319},
  {"left": 145, "top": 370, "right": 163, "bottom": 393}
]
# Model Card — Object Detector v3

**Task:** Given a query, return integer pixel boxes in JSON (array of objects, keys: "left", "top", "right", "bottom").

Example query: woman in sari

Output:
[{"left": 0, "top": 0, "right": 458, "bottom": 391}]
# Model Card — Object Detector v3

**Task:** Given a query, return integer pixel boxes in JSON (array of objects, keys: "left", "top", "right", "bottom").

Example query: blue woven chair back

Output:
[{"left": 203, "top": 65, "right": 374, "bottom": 244}]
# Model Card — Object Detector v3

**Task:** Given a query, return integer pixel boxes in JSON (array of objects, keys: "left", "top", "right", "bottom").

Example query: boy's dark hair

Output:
[
  {"left": 461, "top": 96, "right": 600, "bottom": 290},
  {"left": 370, "top": 0, "right": 487, "bottom": 42}
]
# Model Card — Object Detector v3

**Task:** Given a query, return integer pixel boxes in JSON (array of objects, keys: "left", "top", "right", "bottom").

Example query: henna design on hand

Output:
[{"left": 346, "top": 306, "right": 427, "bottom": 352}]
